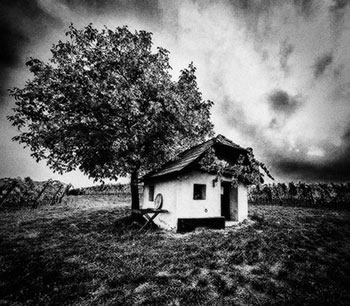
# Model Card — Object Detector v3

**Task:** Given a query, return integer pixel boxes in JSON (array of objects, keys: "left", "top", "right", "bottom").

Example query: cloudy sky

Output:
[{"left": 1, "top": 0, "right": 350, "bottom": 186}]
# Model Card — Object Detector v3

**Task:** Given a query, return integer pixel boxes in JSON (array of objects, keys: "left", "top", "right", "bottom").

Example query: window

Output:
[
  {"left": 193, "top": 184, "right": 206, "bottom": 200},
  {"left": 148, "top": 185, "right": 155, "bottom": 201}
]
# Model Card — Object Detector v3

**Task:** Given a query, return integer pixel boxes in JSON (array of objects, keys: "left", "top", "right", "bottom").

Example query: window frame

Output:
[{"left": 193, "top": 184, "right": 206, "bottom": 200}]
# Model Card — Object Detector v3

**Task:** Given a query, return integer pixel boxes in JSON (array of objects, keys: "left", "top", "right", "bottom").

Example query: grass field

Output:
[{"left": 0, "top": 195, "right": 349, "bottom": 305}]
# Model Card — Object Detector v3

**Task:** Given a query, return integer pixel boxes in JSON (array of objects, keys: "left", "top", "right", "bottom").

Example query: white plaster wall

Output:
[
  {"left": 142, "top": 180, "right": 177, "bottom": 230},
  {"left": 237, "top": 184, "right": 248, "bottom": 222},
  {"left": 142, "top": 172, "right": 248, "bottom": 230},
  {"left": 176, "top": 171, "right": 221, "bottom": 219}
]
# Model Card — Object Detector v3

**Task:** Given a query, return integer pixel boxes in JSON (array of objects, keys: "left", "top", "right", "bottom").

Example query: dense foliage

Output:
[
  {"left": 200, "top": 147, "right": 274, "bottom": 186},
  {"left": 8, "top": 24, "right": 214, "bottom": 209}
]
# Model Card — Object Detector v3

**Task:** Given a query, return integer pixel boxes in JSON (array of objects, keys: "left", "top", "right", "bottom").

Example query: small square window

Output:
[
  {"left": 193, "top": 184, "right": 206, "bottom": 200},
  {"left": 148, "top": 185, "right": 155, "bottom": 201}
]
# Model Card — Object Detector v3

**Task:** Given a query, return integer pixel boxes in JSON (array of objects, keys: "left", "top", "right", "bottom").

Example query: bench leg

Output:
[{"left": 139, "top": 213, "right": 160, "bottom": 232}]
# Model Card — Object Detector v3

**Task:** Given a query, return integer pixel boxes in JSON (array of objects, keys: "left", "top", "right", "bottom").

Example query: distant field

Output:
[{"left": 0, "top": 196, "right": 349, "bottom": 305}]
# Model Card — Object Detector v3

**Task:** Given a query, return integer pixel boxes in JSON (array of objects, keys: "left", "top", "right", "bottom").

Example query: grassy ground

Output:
[{"left": 0, "top": 196, "right": 349, "bottom": 305}]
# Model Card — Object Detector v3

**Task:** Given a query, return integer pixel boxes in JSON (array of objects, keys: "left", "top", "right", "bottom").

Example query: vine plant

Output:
[{"left": 199, "top": 147, "right": 274, "bottom": 187}]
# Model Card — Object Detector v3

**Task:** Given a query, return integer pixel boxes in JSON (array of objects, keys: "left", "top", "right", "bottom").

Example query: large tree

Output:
[{"left": 8, "top": 24, "right": 214, "bottom": 210}]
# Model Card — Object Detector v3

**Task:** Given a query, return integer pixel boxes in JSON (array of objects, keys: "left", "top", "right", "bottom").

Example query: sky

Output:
[{"left": 1, "top": 0, "right": 350, "bottom": 186}]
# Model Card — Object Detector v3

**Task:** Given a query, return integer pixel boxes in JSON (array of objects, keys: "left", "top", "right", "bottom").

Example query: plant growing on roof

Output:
[
  {"left": 199, "top": 146, "right": 274, "bottom": 186},
  {"left": 7, "top": 24, "right": 214, "bottom": 210}
]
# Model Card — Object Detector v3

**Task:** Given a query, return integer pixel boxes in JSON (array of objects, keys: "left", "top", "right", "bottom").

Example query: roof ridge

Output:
[
  {"left": 215, "top": 134, "right": 246, "bottom": 150},
  {"left": 177, "top": 137, "right": 214, "bottom": 157},
  {"left": 143, "top": 135, "right": 247, "bottom": 180}
]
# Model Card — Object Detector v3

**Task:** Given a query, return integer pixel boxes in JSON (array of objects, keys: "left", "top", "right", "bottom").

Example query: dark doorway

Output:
[{"left": 221, "top": 182, "right": 231, "bottom": 220}]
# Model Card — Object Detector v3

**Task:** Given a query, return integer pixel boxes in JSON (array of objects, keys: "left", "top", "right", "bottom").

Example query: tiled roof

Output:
[{"left": 144, "top": 134, "right": 247, "bottom": 179}]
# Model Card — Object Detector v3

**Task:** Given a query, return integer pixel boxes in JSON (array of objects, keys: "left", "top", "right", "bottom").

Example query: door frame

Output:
[{"left": 220, "top": 181, "right": 231, "bottom": 219}]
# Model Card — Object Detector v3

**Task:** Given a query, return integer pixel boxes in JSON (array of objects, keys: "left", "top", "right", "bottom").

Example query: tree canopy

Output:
[{"left": 8, "top": 24, "right": 214, "bottom": 209}]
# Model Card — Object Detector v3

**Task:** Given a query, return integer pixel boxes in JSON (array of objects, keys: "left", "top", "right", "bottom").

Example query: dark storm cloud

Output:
[
  {"left": 226, "top": 0, "right": 317, "bottom": 25},
  {"left": 313, "top": 53, "right": 333, "bottom": 78},
  {"left": 267, "top": 90, "right": 301, "bottom": 115},
  {"left": 329, "top": 0, "right": 350, "bottom": 11},
  {"left": 0, "top": 0, "right": 162, "bottom": 74},
  {"left": 292, "top": 0, "right": 317, "bottom": 17},
  {"left": 271, "top": 126, "right": 350, "bottom": 182},
  {"left": 279, "top": 41, "right": 294, "bottom": 75},
  {"left": 0, "top": 0, "right": 61, "bottom": 66},
  {"left": 271, "top": 157, "right": 350, "bottom": 182},
  {"left": 0, "top": 23, "right": 28, "bottom": 69},
  {"left": 329, "top": 0, "right": 350, "bottom": 33},
  {"left": 61, "top": 0, "right": 162, "bottom": 20},
  {"left": 0, "top": 0, "right": 62, "bottom": 104},
  {"left": 229, "top": 0, "right": 315, "bottom": 15},
  {"left": 272, "top": 149, "right": 350, "bottom": 182}
]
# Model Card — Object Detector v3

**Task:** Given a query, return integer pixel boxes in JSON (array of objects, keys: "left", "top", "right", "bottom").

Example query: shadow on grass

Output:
[
  {"left": 0, "top": 207, "right": 151, "bottom": 305},
  {"left": 0, "top": 204, "right": 350, "bottom": 305}
]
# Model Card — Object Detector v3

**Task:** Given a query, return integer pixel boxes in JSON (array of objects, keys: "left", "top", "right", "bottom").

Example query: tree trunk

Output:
[{"left": 130, "top": 171, "right": 140, "bottom": 212}]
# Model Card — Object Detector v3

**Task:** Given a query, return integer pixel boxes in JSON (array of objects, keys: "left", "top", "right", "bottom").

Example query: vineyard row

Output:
[{"left": 0, "top": 177, "right": 71, "bottom": 210}]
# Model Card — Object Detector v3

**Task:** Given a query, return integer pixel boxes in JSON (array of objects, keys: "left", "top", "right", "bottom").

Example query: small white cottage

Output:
[{"left": 141, "top": 135, "right": 249, "bottom": 232}]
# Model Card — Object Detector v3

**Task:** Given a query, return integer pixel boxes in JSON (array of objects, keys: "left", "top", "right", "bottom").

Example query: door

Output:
[{"left": 221, "top": 182, "right": 231, "bottom": 219}]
